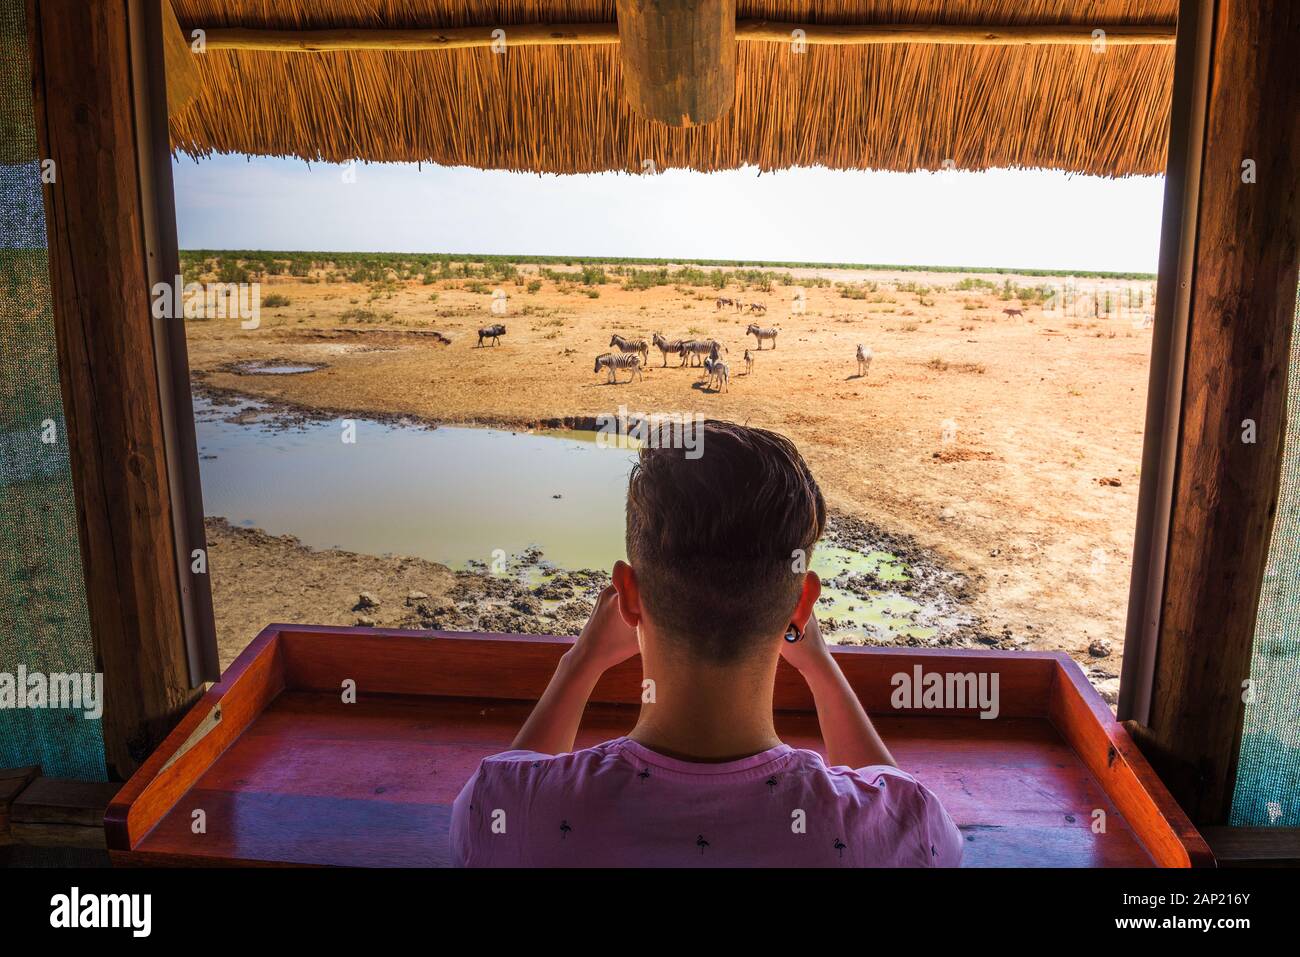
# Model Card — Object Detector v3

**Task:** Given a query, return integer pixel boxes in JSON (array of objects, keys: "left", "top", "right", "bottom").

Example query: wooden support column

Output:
[
  {"left": 616, "top": 0, "right": 736, "bottom": 127},
  {"left": 28, "top": 0, "right": 205, "bottom": 778},
  {"left": 1142, "top": 0, "right": 1300, "bottom": 823}
]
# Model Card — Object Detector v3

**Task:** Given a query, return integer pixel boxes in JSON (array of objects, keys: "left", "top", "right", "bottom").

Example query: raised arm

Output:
[
  {"left": 780, "top": 615, "right": 896, "bottom": 769},
  {"left": 510, "top": 584, "right": 639, "bottom": 754}
]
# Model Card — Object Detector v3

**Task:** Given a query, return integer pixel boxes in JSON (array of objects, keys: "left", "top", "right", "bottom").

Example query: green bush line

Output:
[{"left": 177, "top": 248, "right": 1156, "bottom": 282}]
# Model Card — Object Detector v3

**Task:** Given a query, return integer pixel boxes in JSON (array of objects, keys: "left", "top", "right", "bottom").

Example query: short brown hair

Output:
[{"left": 625, "top": 420, "right": 826, "bottom": 662}]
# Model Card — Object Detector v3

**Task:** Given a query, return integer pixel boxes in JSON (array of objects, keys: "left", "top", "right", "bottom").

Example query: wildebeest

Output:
[
  {"left": 477, "top": 323, "right": 506, "bottom": 346},
  {"left": 1002, "top": 308, "right": 1024, "bottom": 319}
]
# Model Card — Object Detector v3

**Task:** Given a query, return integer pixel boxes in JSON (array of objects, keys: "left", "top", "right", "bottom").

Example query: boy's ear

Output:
[
  {"left": 611, "top": 560, "right": 642, "bottom": 628},
  {"left": 790, "top": 571, "right": 822, "bottom": 631}
]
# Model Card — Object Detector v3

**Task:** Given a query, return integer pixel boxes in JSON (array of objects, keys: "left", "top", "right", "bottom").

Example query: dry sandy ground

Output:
[{"left": 187, "top": 262, "right": 1154, "bottom": 699}]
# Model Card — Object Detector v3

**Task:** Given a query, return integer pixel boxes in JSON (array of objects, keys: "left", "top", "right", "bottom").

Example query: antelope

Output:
[
  {"left": 652, "top": 332, "right": 684, "bottom": 367},
  {"left": 743, "top": 349, "right": 754, "bottom": 375},
  {"left": 856, "top": 344, "right": 873, "bottom": 377},
  {"left": 703, "top": 356, "right": 729, "bottom": 393},
  {"left": 477, "top": 323, "right": 506, "bottom": 347},
  {"left": 678, "top": 339, "right": 713, "bottom": 367},
  {"left": 594, "top": 352, "right": 643, "bottom": 384},
  {"left": 609, "top": 334, "right": 650, "bottom": 365},
  {"left": 1002, "top": 307, "right": 1024, "bottom": 319},
  {"left": 746, "top": 323, "right": 778, "bottom": 349}
]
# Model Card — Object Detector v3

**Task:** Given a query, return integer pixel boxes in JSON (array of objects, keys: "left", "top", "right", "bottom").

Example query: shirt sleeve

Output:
[
  {"left": 851, "top": 765, "right": 963, "bottom": 867},
  {"left": 448, "top": 767, "right": 482, "bottom": 868},
  {"left": 915, "top": 779, "right": 964, "bottom": 867},
  {"left": 449, "top": 750, "right": 559, "bottom": 867}
]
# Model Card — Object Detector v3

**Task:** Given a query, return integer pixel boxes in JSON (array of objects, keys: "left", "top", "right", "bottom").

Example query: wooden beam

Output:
[
  {"left": 196, "top": 19, "right": 1175, "bottom": 53},
  {"left": 201, "top": 23, "right": 621, "bottom": 52},
  {"left": 616, "top": 0, "right": 735, "bottom": 128},
  {"left": 1200, "top": 827, "right": 1300, "bottom": 867},
  {"left": 0, "top": 767, "right": 41, "bottom": 844},
  {"left": 1119, "top": 0, "right": 1214, "bottom": 727},
  {"left": 735, "top": 20, "right": 1176, "bottom": 46},
  {"left": 1147, "top": 0, "right": 1300, "bottom": 824},
  {"left": 10, "top": 777, "right": 118, "bottom": 848},
  {"left": 29, "top": 0, "right": 202, "bottom": 778}
]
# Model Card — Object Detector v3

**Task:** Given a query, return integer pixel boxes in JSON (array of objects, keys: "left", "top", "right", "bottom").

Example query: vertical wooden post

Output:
[
  {"left": 616, "top": 0, "right": 736, "bottom": 127},
  {"left": 1143, "top": 0, "right": 1300, "bottom": 823},
  {"left": 29, "top": 0, "right": 203, "bottom": 778}
]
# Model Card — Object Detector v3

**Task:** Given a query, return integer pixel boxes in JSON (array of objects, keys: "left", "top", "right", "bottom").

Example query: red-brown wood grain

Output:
[{"left": 107, "top": 625, "right": 1211, "bottom": 868}]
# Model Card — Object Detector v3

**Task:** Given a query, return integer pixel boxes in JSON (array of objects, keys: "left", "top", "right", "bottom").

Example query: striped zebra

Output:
[
  {"left": 703, "top": 356, "right": 729, "bottom": 393},
  {"left": 609, "top": 334, "right": 650, "bottom": 365},
  {"left": 746, "top": 323, "right": 778, "bottom": 350},
  {"left": 651, "top": 332, "right": 684, "bottom": 367},
  {"left": 856, "top": 344, "right": 873, "bottom": 377},
  {"left": 477, "top": 323, "right": 506, "bottom": 347},
  {"left": 594, "top": 352, "right": 643, "bottom": 384},
  {"left": 743, "top": 349, "right": 754, "bottom": 375},
  {"left": 678, "top": 339, "right": 713, "bottom": 367}
]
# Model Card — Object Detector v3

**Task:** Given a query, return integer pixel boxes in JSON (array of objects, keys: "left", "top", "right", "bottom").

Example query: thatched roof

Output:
[{"left": 168, "top": 1, "right": 1177, "bottom": 178}]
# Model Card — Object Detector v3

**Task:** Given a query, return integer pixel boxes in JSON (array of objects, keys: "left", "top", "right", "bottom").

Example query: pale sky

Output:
[{"left": 172, "top": 154, "right": 1165, "bottom": 274}]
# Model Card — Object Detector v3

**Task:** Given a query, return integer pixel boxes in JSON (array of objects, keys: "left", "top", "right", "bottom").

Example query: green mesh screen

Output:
[
  {"left": 1231, "top": 284, "right": 1300, "bottom": 827},
  {"left": 0, "top": 0, "right": 106, "bottom": 780}
]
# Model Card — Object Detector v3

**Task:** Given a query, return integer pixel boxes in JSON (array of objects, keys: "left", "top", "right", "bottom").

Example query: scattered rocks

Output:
[
  {"left": 1088, "top": 638, "right": 1113, "bottom": 658},
  {"left": 406, "top": 590, "right": 429, "bottom": 604},
  {"left": 510, "top": 595, "right": 542, "bottom": 615},
  {"left": 533, "top": 579, "right": 574, "bottom": 601},
  {"left": 354, "top": 592, "right": 380, "bottom": 611},
  {"left": 355, "top": 615, "right": 377, "bottom": 627}
]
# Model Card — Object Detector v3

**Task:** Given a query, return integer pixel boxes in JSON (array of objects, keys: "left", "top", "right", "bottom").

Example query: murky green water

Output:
[{"left": 194, "top": 396, "right": 934, "bottom": 641}]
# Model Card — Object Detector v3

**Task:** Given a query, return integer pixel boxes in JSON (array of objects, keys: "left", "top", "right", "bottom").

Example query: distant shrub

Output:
[
  {"left": 262, "top": 293, "right": 291, "bottom": 307},
  {"left": 217, "top": 260, "right": 250, "bottom": 284},
  {"left": 339, "top": 307, "right": 391, "bottom": 323}
]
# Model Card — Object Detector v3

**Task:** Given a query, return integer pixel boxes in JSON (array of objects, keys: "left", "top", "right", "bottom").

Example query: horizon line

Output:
[{"left": 178, "top": 248, "right": 1158, "bottom": 281}]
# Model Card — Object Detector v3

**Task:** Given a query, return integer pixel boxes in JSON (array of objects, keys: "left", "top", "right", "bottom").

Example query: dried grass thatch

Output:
[{"left": 169, "top": 1, "right": 1177, "bottom": 178}]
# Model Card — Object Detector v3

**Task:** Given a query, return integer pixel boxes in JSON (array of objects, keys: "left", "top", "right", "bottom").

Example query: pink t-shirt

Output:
[{"left": 450, "top": 736, "right": 963, "bottom": 867}]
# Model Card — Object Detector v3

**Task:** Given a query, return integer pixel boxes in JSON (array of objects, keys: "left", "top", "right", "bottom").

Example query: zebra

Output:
[
  {"left": 609, "top": 334, "right": 650, "bottom": 365},
  {"left": 678, "top": 339, "right": 713, "bottom": 367},
  {"left": 594, "top": 352, "right": 643, "bottom": 384},
  {"left": 856, "top": 344, "right": 873, "bottom": 377},
  {"left": 477, "top": 323, "right": 506, "bottom": 347},
  {"left": 746, "top": 323, "right": 778, "bottom": 349},
  {"left": 715, "top": 297, "right": 733, "bottom": 311},
  {"left": 748, "top": 302, "right": 767, "bottom": 314},
  {"left": 703, "top": 356, "right": 729, "bottom": 393},
  {"left": 743, "top": 348, "right": 754, "bottom": 375},
  {"left": 651, "top": 332, "right": 684, "bottom": 367}
]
